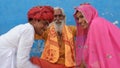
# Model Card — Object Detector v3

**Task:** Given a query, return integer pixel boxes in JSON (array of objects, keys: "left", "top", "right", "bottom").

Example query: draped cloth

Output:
[
  {"left": 41, "top": 24, "right": 75, "bottom": 67},
  {"left": 31, "top": 23, "right": 76, "bottom": 67},
  {"left": 0, "top": 23, "right": 38, "bottom": 68},
  {"left": 31, "top": 57, "right": 74, "bottom": 68},
  {"left": 74, "top": 4, "right": 120, "bottom": 68}
]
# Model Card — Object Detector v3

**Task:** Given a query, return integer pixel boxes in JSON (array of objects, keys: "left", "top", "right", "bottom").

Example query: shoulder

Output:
[
  {"left": 21, "top": 23, "right": 34, "bottom": 32},
  {"left": 67, "top": 25, "right": 76, "bottom": 36},
  {"left": 91, "top": 17, "right": 107, "bottom": 27},
  {"left": 67, "top": 25, "right": 76, "bottom": 30},
  {"left": 67, "top": 25, "right": 76, "bottom": 33},
  {"left": 16, "top": 23, "right": 34, "bottom": 35}
]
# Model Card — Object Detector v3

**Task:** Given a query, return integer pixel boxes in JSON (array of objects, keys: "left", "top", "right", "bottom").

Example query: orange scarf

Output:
[{"left": 41, "top": 24, "right": 75, "bottom": 67}]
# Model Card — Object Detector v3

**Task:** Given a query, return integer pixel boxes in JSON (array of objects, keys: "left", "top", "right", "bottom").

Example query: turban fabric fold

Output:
[{"left": 27, "top": 6, "right": 54, "bottom": 23}]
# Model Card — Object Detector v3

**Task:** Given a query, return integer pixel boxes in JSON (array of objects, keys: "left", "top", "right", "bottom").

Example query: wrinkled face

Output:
[
  {"left": 34, "top": 20, "right": 49, "bottom": 35},
  {"left": 54, "top": 9, "right": 65, "bottom": 25},
  {"left": 75, "top": 11, "right": 88, "bottom": 29}
]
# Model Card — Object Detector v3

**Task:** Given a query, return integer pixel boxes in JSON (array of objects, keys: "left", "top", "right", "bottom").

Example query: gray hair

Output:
[{"left": 54, "top": 7, "right": 65, "bottom": 16}]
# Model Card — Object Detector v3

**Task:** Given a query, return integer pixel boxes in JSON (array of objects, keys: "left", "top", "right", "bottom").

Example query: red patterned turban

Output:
[{"left": 27, "top": 6, "right": 54, "bottom": 23}]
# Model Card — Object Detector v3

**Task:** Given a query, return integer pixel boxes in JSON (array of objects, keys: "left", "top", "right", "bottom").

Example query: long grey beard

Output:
[{"left": 54, "top": 20, "right": 65, "bottom": 34}]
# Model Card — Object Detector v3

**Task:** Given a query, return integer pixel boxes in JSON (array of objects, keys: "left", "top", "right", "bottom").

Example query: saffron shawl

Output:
[
  {"left": 41, "top": 24, "right": 75, "bottom": 67},
  {"left": 74, "top": 4, "right": 120, "bottom": 68}
]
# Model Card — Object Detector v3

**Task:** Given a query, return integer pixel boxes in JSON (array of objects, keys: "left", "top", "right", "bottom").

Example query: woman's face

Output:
[{"left": 75, "top": 11, "right": 88, "bottom": 29}]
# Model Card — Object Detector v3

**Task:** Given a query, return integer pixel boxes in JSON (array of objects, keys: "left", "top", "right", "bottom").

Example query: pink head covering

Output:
[
  {"left": 74, "top": 3, "right": 98, "bottom": 24},
  {"left": 74, "top": 3, "right": 120, "bottom": 68},
  {"left": 27, "top": 6, "right": 54, "bottom": 23}
]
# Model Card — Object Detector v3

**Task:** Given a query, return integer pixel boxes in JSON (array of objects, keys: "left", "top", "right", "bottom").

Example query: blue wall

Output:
[
  {"left": 0, "top": 0, "right": 120, "bottom": 35},
  {"left": 0, "top": 0, "right": 120, "bottom": 57}
]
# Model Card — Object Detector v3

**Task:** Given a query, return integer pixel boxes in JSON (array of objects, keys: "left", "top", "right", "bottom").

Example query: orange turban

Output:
[{"left": 27, "top": 6, "right": 54, "bottom": 23}]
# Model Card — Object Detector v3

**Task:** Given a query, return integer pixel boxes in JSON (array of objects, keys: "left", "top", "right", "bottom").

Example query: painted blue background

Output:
[{"left": 0, "top": 0, "right": 120, "bottom": 57}]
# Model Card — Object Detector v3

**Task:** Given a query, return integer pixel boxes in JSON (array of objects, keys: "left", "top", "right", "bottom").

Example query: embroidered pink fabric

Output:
[{"left": 74, "top": 4, "right": 120, "bottom": 68}]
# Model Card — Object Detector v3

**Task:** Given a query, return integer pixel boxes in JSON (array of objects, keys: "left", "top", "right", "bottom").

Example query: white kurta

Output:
[{"left": 0, "top": 23, "right": 39, "bottom": 68}]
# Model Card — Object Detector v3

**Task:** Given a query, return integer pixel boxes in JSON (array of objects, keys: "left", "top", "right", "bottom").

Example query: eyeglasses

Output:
[{"left": 54, "top": 14, "right": 64, "bottom": 18}]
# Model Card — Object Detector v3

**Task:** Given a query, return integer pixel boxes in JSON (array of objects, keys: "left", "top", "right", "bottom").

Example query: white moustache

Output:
[{"left": 54, "top": 20, "right": 65, "bottom": 33}]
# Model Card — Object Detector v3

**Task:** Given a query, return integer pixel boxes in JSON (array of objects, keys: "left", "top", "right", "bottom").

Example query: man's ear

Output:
[
  {"left": 30, "top": 19, "right": 38, "bottom": 25},
  {"left": 63, "top": 15, "right": 65, "bottom": 18}
]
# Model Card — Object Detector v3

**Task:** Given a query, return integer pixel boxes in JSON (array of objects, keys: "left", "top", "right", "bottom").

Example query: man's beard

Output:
[{"left": 54, "top": 20, "right": 65, "bottom": 34}]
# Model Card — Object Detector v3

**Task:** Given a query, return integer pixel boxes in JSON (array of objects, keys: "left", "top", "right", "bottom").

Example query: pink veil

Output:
[{"left": 74, "top": 4, "right": 120, "bottom": 68}]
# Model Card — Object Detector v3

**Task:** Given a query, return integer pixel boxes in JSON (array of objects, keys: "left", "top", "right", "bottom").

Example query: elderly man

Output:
[
  {"left": 31, "top": 7, "right": 76, "bottom": 68},
  {"left": 0, "top": 6, "right": 54, "bottom": 68}
]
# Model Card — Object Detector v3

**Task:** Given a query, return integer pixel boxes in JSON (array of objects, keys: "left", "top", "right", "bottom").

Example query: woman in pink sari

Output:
[{"left": 74, "top": 3, "right": 120, "bottom": 68}]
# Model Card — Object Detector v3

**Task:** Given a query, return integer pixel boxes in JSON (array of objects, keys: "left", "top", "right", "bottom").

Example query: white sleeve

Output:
[{"left": 16, "top": 27, "right": 39, "bottom": 68}]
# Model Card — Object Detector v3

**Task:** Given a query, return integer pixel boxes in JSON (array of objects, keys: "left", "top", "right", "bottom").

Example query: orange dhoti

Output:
[{"left": 30, "top": 57, "right": 74, "bottom": 68}]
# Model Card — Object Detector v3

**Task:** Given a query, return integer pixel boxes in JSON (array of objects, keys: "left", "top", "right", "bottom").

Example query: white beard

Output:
[{"left": 54, "top": 20, "right": 65, "bottom": 34}]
